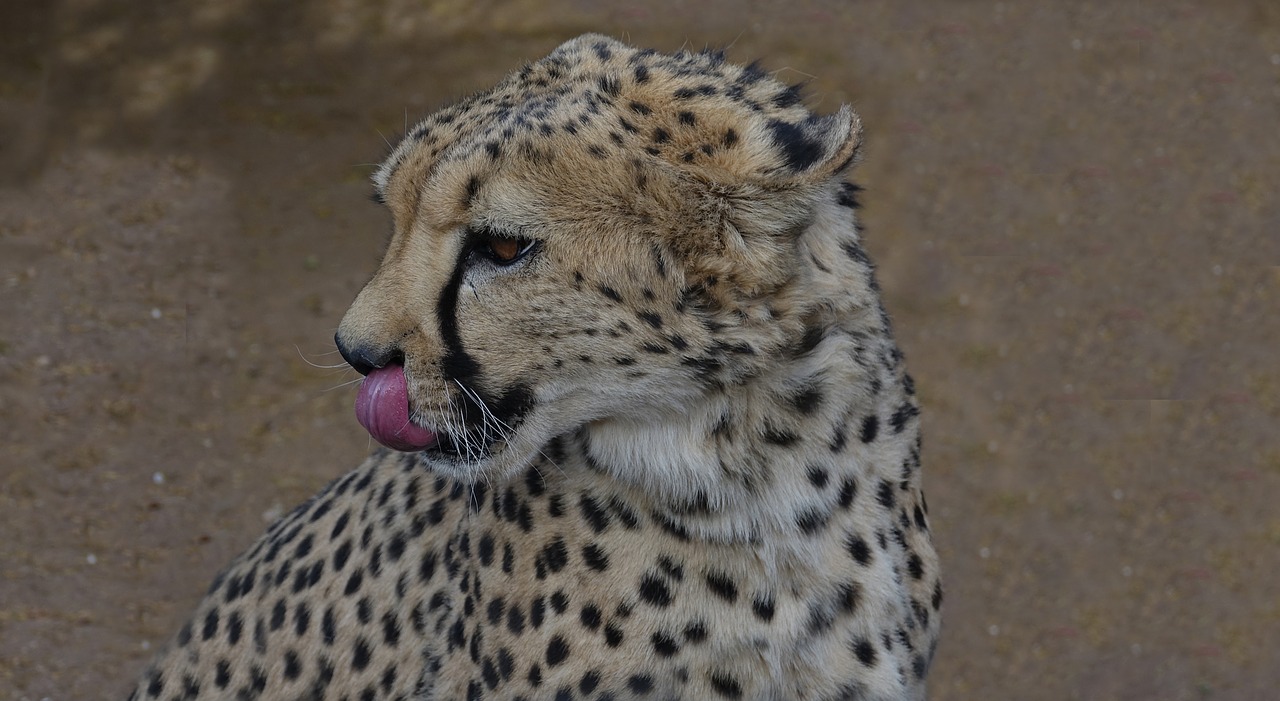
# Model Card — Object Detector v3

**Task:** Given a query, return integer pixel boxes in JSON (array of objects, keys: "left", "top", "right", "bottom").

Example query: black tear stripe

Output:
[{"left": 436, "top": 240, "right": 536, "bottom": 431}]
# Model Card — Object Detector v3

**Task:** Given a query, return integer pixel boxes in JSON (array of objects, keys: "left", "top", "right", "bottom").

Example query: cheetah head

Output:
[{"left": 335, "top": 34, "right": 862, "bottom": 483}]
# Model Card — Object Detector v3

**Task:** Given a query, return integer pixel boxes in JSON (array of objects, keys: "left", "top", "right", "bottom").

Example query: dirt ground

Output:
[{"left": 1, "top": 1, "right": 1276, "bottom": 699}]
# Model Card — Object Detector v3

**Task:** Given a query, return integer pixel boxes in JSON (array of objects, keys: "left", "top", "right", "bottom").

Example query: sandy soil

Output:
[{"left": 1, "top": 1, "right": 1277, "bottom": 699}]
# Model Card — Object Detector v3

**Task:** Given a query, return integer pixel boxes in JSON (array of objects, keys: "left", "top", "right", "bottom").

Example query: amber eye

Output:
[{"left": 480, "top": 235, "right": 536, "bottom": 265}]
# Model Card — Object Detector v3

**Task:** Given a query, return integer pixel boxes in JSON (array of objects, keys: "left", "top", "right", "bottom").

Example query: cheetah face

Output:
[
  {"left": 335, "top": 34, "right": 861, "bottom": 484},
  {"left": 334, "top": 161, "right": 712, "bottom": 483}
]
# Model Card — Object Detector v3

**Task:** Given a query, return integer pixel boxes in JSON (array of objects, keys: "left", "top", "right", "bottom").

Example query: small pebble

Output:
[
  {"left": 262, "top": 504, "right": 284, "bottom": 523},
  {"left": 86, "top": 554, "right": 97, "bottom": 565},
  {"left": 150, "top": 308, "right": 162, "bottom": 319},
  {"left": 152, "top": 472, "right": 165, "bottom": 485}
]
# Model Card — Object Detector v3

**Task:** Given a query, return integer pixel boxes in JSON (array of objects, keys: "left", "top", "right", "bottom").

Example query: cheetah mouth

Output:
[{"left": 354, "top": 364, "right": 439, "bottom": 452}]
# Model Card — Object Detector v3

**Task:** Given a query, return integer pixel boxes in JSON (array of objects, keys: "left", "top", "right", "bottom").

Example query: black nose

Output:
[{"left": 334, "top": 333, "right": 401, "bottom": 376}]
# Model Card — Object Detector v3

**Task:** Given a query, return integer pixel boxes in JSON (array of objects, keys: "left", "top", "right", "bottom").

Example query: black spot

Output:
[
  {"left": 550, "top": 589, "right": 569, "bottom": 613},
  {"left": 322, "top": 606, "right": 337, "bottom": 644},
  {"left": 652, "top": 511, "right": 691, "bottom": 541},
  {"left": 651, "top": 631, "right": 681, "bottom": 657},
  {"left": 773, "top": 83, "right": 805, "bottom": 108},
  {"left": 598, "top": 285, "right": 623, "bottom": 302},
  {"left": 847, "top": 535, "right": 872, "bottom": 565},
  {"left": 629, "top": 101, "right": 652, "bottom": 115},
  {"left": 838, "top": 582, "right": 861, "bottom": 612},
  {"left": 628, "top": 674, "right": 653, "bottom": 694},
  {"left": 838, "top": 182, "right": 864, "bottom": 209},
  {"left": 807, "top": 465, "right": 830, "bottom": 489},
  {"left": 226, "top": 610, "right": 243, "bottom": 645},
  {"left": 762, "top": 424, "right": 799, "bottom": 446},
  {"left": 876, "top": 480, "right": 896, "bottom": 509},
  {"left": 598, "top": 75, "right": 621, "bottom": 97},
  {"left": 486, "top": 598, "right": 505, "bottom": 626},
  {"left": 214, "top": 661, "right": 230, "bottom": 688},
  {"left": 604, "top": 623, "right": 624, "bottom": 647},
  {"left": 580, "top": 604, "right": 602, "bottom": 630},
  {"left": 531, "top": 597, "right": 545, "bottom": 628},
  {"left": 633, "top": 65, "right": 650, "bottom": 84},
  {"left": 579, "top": 494, "right": 611, "bottom": 533},
  {"left": 838, "top": 478, "right": 857, "bottom": 508},
  {"left": 638, "top": 311, "right": 663, "bottom": 329},
  {"left": 705, "top": 571, "right": 738, "bottom": 603},
  {"left": 767, "top": 119, "right": 824, "bottom": 171},
  {"left": 652, "top": 127, "right": 670, "bottom": 144},
  {"left": 545, "top": 635, "right": 570, "bottom": 666},
  {"left": 752, "top": 594, "right": 775, "bottom": 622},
  {"left": 464, "top": 176, "right": 482, "bottom": 207},
  {"left": 579, "top": 671, "right": 601, "bottom": 695},
  {"left": 796, "top": 508, "right": 829, "bottom": 535},
  {"left": 790, "top": 381, "right": 824, "bottom": 415},
  {"left": 908, "top": 553, "right": 925, "bottom": 579},
  {"left": 292, "top": 602, "right": 313, "bottom": 637},
  {"left": 890, "top": 403, "right": 920, "bottom": 433},
  {"left": 860, "top": 415, "right": 880, "bottom": 443},
  {"left": 722, "top": 128, "right": 739, "bottom": 147},
  {"left": 913, "top": 654, "right": 929, "bottom": 680},
  {"left": 283, "top": 650, "right": 302, "bottom": 680},
  {"left": 830, "top": 422, "right": 848, "bottom": 453},
  {"left": 352, "top": 637, "right": 372, "bottom": 671},
  {"left": 506, "top": 605, "right": 525, "bottom": 635},
  {"left": 146, "top": 669, "right": 164, "bottom": 697},
  {"left": 853, "top": 638, "right": 878, "bottom": 666},
  {"left": 684, "top": 621, "right": 708, "bottom": 643},
  {"left": 638, "top": 574, "right": 673, "bottom": 607},
  {"left": 678, "top": 111, "right": 697, "bottom": 126},
  {"left": 657, "top": 556, "right": 684, "bottom": 581},
  {"left": 582, "top": 543, "right": 610, "bottom": 571},
  {"left": 334, "top": 540, "right": 352, "bottom": 571},
  {"left": 202, "top": 608, "right": 219, "bottom": 641}
]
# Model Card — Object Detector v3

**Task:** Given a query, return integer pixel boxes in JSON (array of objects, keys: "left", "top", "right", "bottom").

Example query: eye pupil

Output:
[
  {"left": 483, "top": 235, "right": 533, "bottom": 265},
  {"left": 489, "top": 237, "right": 520, "bottom": 262}
]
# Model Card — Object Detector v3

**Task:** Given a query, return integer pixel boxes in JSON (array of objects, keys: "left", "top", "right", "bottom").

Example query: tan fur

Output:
[{"left": 128, "top": 35, "right": 940, "bottom": 701}]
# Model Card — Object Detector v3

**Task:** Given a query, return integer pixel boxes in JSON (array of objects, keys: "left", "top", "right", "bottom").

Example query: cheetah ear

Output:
[{"left": 762, "top": 104, "right": 863, "bottom": 183}]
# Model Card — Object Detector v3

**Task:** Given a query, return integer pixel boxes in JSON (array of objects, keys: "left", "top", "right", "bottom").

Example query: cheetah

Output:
[{"left": 127, "top": 34, "right": 941, "bottom": 701}]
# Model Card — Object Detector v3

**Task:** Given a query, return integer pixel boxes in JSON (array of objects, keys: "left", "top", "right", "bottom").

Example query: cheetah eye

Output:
[{"left": 477, "top": 234, "right": 537, "bottom": 266}]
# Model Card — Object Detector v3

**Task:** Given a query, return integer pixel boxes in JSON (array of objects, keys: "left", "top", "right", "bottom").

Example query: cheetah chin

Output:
[{"left": 129, "top": 33, "right": 942, "bottom": 701}]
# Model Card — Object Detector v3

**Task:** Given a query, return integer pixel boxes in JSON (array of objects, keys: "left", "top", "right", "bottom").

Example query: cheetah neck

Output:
[{"left": 578, "top": 194, "right": 917, "bottom": 545}]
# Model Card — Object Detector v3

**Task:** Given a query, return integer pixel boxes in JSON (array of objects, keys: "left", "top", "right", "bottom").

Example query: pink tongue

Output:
[{"left": 354, "top": 365, "right": 438, "bottom": 452}]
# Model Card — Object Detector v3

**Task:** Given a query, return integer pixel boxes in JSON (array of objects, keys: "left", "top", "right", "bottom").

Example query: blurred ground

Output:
[{"left": 1, "top": 1, "right": 1277, "bottom": 700}]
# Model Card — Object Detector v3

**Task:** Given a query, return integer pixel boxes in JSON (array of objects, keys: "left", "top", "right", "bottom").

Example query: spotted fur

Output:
[{"left": 127, "top": 34, "right": 941, "bottom": 701}]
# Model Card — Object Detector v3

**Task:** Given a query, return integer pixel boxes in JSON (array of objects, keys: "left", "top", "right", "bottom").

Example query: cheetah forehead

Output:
[{"left": 373, "top": 33, "right": 862, "bottom": 204}]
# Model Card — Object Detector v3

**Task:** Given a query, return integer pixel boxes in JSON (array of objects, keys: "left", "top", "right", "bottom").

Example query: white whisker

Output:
[
  {"left": 296, "top": 344, "right": 351, "bottom": 369},
  {"left": 323, "top": 376, "right": 365, "bottom": 392}
]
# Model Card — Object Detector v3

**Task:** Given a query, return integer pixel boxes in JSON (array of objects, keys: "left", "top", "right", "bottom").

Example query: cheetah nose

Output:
[{"left": 334, "top": 332, "right": 401, "bottom": 376}]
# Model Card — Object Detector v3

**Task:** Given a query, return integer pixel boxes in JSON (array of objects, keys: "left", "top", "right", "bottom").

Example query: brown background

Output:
[{"left": 1, "top": 1, "right": 1276, "bottom": 699}]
